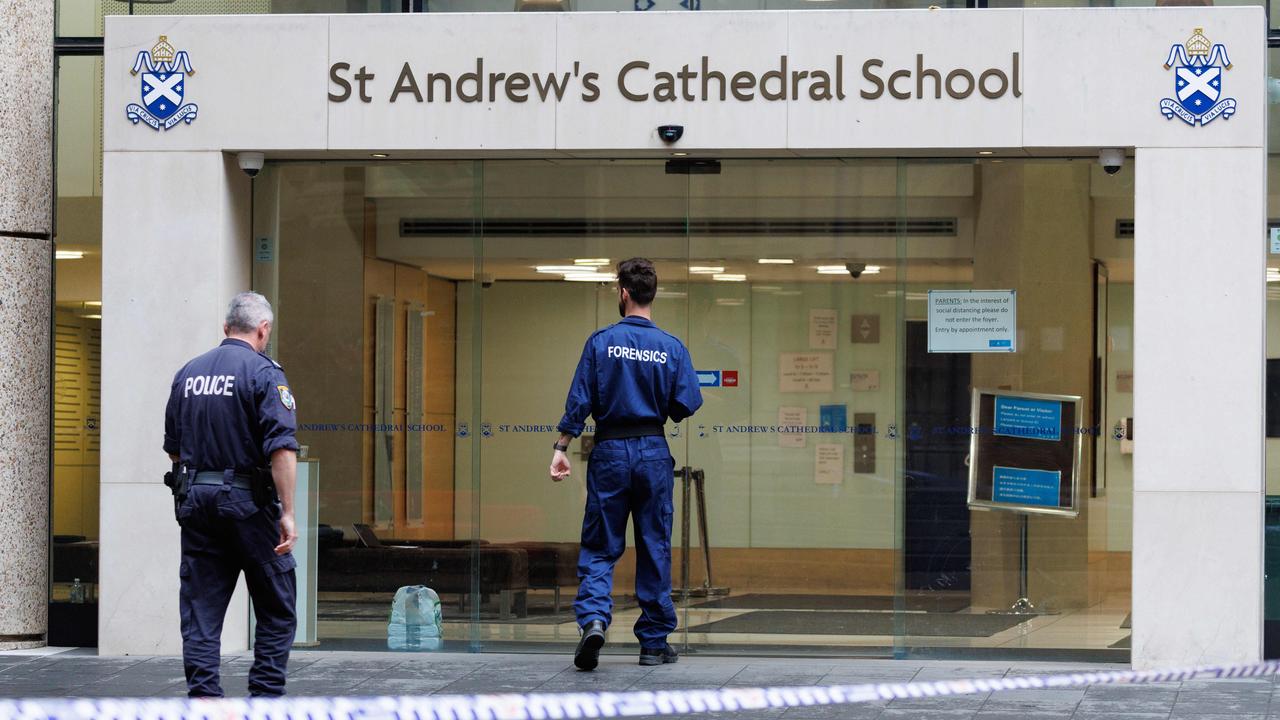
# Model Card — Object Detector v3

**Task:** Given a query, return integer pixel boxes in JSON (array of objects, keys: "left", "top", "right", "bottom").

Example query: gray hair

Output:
[{"left": 225, "top": 292, "right": 274, "bottom": 333}]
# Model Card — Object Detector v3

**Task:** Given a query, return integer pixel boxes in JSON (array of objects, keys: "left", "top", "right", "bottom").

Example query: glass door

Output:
[
  {"left": 475, "top": 160, "right": 691, "bottom": 653},
  {"left": 679, "top": 159, "right": 908, "bottom": 657}
]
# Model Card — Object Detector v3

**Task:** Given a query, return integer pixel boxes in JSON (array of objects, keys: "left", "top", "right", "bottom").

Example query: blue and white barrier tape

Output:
[{"left": 2, "top": 661, "right": 1278, "bottom": 720}]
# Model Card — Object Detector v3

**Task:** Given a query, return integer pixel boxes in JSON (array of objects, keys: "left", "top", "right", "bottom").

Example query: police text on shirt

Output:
[{"left": 185, "top": 375, "right": 236, "bottom": 397}]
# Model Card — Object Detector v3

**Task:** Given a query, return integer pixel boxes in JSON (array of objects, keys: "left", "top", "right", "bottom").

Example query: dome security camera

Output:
[
  {"left": 1099, "top": 148, "right": 1124, "bottom": 176},
  {"left": 657, "top": 125, "right": 684, "bottom": 143},
  {"left": 846, "top": 262, "right": 867, "bottom": 279},
  {"left": 237, "top": 152, "right": 265, "bottom": 178}
]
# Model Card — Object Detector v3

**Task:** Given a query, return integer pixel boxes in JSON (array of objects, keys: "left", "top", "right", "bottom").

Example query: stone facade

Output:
[{"left": 0, "top": 0, "right": 54, "bottom": 649}]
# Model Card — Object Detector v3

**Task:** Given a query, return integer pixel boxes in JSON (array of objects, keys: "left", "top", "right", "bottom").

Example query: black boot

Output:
[
  {"left": 639, "top": 643, "right": 679, "bottom": 666},
  {"left": 574, "top": 620, "right": 607, "bottom": 671}
]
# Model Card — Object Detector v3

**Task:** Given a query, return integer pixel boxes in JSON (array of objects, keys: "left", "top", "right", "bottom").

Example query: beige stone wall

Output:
[{"left": 0, "top": 0, "right": 53, "bottom": 649}]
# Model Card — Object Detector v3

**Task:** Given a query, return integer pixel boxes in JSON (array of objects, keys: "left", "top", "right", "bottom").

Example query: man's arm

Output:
[
  {"left": 551, "top": 337, "right": 595, "bottom": 481},
  {"left": 668, "top": 344, "right": 704, "bottom": 423},
  {"left": 270, "top": 447, "right": 298, "bottom": 555},
  {"left": 255, "top": 365, "right": 300, "bottom": 554}
]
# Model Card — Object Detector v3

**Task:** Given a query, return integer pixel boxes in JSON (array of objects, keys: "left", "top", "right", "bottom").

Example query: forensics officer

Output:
[
  {"left": 550, "top": 257, "right": 703, "bottom": 671},
  {"left": 163, "top": 292, "right": 299, "bottom": 697}
]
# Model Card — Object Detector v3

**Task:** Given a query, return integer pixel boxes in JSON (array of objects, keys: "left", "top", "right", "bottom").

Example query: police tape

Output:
[{"left": 2, "top": 660, "right": 1279, "bottom": 720}]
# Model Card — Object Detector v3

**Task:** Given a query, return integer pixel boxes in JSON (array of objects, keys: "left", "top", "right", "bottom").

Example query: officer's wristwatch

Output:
[{"left": 553, "top": 441, "right": 570, "bottom": 452}]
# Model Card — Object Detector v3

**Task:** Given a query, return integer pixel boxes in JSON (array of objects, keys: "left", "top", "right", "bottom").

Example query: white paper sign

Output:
[
  {"left": 815, "top": 443, "right": 844, "bottom": 485},
  {"left": 927, "top": 289, "right": 1017, "bottom": 353},
  {"left": 779, "top": 353, "right": 835, "bottom": 393},
  {"left": 809, "top": 309, "right": 837, "bottom": 349},
  {"left": 778, "top": 406, "right": 807, "bottom": 448},
  {"left": 850, "top": 370, "right": 880, "bottom": 392}
]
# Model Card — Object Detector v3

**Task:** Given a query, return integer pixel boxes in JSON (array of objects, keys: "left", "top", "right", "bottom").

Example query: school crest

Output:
[
  {"left": 126, "top": 36, "right": 199, "bottom": 131},
  {"left": 1160, "top": 28, "right": 1235, "bottom": 127},
  {"left": 277, "top": 385, "right": 296, "bottom": 411}
]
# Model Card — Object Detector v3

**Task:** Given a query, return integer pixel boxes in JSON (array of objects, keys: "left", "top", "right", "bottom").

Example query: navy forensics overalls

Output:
[
  {"left": 558, "top": 316, "right": 703, "bottom": 648},
  {"left": 163, "top": 338, "right": 299, "bottom": 697}
]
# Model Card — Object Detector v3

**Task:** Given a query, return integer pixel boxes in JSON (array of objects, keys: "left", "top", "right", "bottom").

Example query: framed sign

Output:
[{"left": 967, "top": 388, "right": 1082, "bottom": 518}]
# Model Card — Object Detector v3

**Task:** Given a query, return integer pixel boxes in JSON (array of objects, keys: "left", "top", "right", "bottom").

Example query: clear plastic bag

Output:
[{"left": 387, "top": 585, "right": 443, "bottom": 651}]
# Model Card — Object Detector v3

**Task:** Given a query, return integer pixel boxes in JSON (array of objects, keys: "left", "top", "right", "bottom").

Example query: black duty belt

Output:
[
  {"left": 595, "top": 422, "right": 665, "bottom": 441},
  {"left": 193, "top": 471, "right": 255, "bottom": 490}
]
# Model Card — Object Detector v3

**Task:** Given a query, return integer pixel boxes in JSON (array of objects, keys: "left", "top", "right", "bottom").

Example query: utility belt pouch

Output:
[
  {"left": 251, "top": 467, "right": 278, "bottom": 508},
  {"left": 163, "top": 462, "right": 191, "bottom": 520}
]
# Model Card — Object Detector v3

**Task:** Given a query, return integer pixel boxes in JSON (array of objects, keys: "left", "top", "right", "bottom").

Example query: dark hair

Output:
[{"left": 617, "top": 257, "right": 657, "bottom": 306}]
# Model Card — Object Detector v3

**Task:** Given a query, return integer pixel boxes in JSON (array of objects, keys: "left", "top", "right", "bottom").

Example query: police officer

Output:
[
  {"left": 549, "top": 258, "right": 703, "bottom": 671},
  {"left": 163, "top": 292, "right": 299, "bottom": 698}
]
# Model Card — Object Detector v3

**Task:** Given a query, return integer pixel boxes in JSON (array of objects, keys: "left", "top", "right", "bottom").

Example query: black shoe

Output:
[
  {"left": 639, "top": 643, "right": 679, "bottom": 666},
  {"left": 574, "top": 620, "right": 607, "bottom": 671}
]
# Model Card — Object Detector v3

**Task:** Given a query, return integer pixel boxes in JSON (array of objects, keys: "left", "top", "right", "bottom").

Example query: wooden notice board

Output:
[{"left": 967, "top": 388, "right": 1082, "bottom": 518}]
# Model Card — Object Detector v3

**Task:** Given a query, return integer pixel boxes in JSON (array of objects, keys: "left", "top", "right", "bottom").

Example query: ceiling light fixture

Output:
[
  {"left": 371, "top": 153, "right": 390, "bottom": 158},
  {"left": 978, "top": 150, "right": 994, "bottom": 156},
  {"left": 689, "top": 266, "right": 725, "bottom": 274},
  {"left": 574, "top": 258, "right": 610, "bottom": 266},
  {"left": 561, "top": 272, "right": 616, "bottom": 282},
  {"left": 713, "top": 273, "right": 746, "bottom": 282},
  {"left": 55, "top": 250, "right": 84, "bottom": 260},
  {"left": 758, "top": 258, "right": 794, "bottom": 264},
  {"left": 816, "top": 265, "right": 847, "bottom": 274}
]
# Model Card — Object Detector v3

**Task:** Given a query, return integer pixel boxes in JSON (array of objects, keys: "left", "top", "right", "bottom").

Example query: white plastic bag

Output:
[{"left": 387, "top": 585, "right": 443, "bottom": 651}]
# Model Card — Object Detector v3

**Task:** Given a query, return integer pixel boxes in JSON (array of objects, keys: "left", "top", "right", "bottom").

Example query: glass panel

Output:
[
  {"left": 677, "top": 159, "right": 905, "bottom": 656},
  {"left": 898, "top": 157, "right": 1133, "bottom": 659},
  {"left": 58, "top": 0, "right": 401, "bottom": 37},
  {"left": 257, "top": 161, "right": 481, "bottom": 650},
  {"left": 51, "top": 54, "right": 105, "bottom": 646},
  {"left": 1265, "top": 137, "right": 1280, "bottom": 657},
  {"left": 473, "top": 160, "right": 689, "bottom": 653}
]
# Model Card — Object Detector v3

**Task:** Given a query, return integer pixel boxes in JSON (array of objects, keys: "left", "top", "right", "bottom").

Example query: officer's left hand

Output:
[
  {"left": 275, "top": 512, "right": 298, "bottom": 555},
  {"left": 550, "top": 450, "right": 571, "bottom": 482}
]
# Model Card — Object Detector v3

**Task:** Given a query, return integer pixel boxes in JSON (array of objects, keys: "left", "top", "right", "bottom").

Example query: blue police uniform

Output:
[
  {"left": 163, "top": 338, "right": 299, "bottom": 698},
  {"left": 558, "top": 316, "right": 703, "bottom": 648}
]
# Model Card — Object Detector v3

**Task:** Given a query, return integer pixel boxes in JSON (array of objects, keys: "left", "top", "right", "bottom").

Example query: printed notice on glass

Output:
[
  {"left": 815, "top": 443, "right": 844, "bottom": 485},
  {"left": 927, "top": 290, "right": 1017, "bottom": 353},
  {"left": 779, "top": 352, "right": 834, "bottom": 393},
  {"left": 809, "top": 309, "right": 837, "bottom": 349},
  {"left": 778, "top": 406, "right": 807, "bottom": 448}
]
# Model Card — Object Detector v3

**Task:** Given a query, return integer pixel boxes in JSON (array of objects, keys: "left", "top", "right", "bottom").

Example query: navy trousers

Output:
[
  {"left": 574, "top": 435, "right": 677, "bottom": 648},
  {"left": 177, "top": 483, "right": 297, "bottom": 698}
]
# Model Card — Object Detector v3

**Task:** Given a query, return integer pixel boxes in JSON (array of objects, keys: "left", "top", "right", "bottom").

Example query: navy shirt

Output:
[
  {"left": 558, "top": 316, "right": 703, "bottom": 438},
  {"left": 164, "top": 338, "right": 299, "bottom": 472}
]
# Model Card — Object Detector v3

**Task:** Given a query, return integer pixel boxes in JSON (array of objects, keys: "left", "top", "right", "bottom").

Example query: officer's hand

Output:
[
  {"left": 275, "top": 513, "right": 298, "bottom": 555},
  {"left": 550, "top": 450, "right": 572, "bottom": 482}
]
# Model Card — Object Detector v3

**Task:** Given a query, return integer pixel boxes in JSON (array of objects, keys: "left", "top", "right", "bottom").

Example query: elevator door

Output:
[{"left": 904, "top": 321, "right": 972, "bottom": 592}]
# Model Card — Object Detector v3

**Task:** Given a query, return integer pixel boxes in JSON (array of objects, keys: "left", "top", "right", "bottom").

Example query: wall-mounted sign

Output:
[
  {"left": 850, "top": 315, "right": 880, "bottom": 344},
  {"left": 815, "top": 443, "right": 843, "bottom": 485},
  {"left": 809, "top": 309, "right": 837, "bottom": 349},
  {"left": 967, "top": 388, "right": 1081, "bottom": 517},
  {"left": 850, "top": 370, "right": 880, "bottom": 392},
  {"left": 697, "top": 369, "right": 738, "bottom": 388},
  {"left": 779, "top": 353, "right": 834, "bottom": 393},
  {"left": 927, "top": 289, "right": 1016, "bottom": 353},
  {"left": 778, "top": 406, "right": 807, "bottom": 448}
]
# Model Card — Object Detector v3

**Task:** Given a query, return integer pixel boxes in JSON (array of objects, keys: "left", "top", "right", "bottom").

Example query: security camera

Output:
[
  {"left": 846, "top": 262, "right": 866, "bottom": 279},
  {"left": 1099, "top": 148, "right": 1124, "bottom": 176},
  {"left": 481, "top": 273, "right": 495, "bottom": 289},
  {"left": 237, "top": 152, "right": 265, "bottom": 178},
  {"left": 657, "top": 125, "right": 684, "bottom": 143}
]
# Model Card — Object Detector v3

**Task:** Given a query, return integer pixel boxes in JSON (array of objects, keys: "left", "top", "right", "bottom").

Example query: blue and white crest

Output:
[
  {"left": 1160, "top": 28, "right": 1236, "bottom": 127},
  {"left": 125, "top": 36, "right": 198, "bottom": 131}
]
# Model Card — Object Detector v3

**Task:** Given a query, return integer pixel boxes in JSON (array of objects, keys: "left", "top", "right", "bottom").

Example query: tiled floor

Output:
[
  {"left": 317, "top": 590, "right": 1132, "bottom": 655},
  {"left": 1, "top": 647, "right": 1268, "bottom": 719}
]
